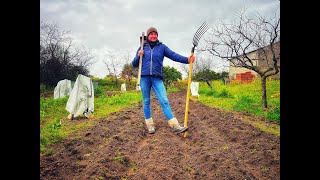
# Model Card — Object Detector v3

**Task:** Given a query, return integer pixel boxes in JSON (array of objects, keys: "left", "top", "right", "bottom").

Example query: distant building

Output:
[{"left": 229, "top": 41, "right": 280, "bottom": 83}]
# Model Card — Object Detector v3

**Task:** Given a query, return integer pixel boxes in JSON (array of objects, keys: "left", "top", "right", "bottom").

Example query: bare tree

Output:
[
  {"left": 103, "top": 50, "right": 123, "bottom": 85},
  {"left": 123, "top": 49, "right": 132, "bottom": 65},
  {"left": 180, "top": 53, "right": 217, "bottom": 79},
  {"left": 200, "top": 11, "right": 280, "bottom": 108},
  {"left": 40, "top": 19, "right": 95, "bottom": 86},
  {"left": 120, "top": 50, "right": 138, "bottom": 83},
  {"left": 179, "top": 62, "right": 190, "bottom": 79},
  {"left": 193, "top": 55, "right": 214, "bottom": 74},
  {"left": 40, "top": 19, "right": 72, "bottom": 62},
  {"left": 69, "top": 45, "right": 95, "bottom": 68}
]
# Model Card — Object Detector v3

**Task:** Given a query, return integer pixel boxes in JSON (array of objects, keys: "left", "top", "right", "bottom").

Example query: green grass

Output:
[
  {"left": 194, "top": 79, "right": 280, "bottom": 125},
  {"left": 167, "top": 85, "right": 181, "bottom": 93},
  {"left": 94, "top": 91, "right": 142, "bottom": 117}
]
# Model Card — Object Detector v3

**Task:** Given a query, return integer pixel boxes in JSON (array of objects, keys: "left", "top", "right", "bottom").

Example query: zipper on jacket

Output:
[{"left": 148, "top": 45, "right": 153, "bottom": 75}]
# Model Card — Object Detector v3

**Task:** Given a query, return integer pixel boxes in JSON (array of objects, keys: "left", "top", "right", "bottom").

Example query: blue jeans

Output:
[{"left": 140, "top": 76, "right": 174, "bottom": 120}]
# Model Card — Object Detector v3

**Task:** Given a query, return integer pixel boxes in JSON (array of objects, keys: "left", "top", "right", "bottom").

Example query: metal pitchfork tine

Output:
[
  {"left": 192, "top": 21, "right": 209, "bottom": 49},
  {"left": 183, "top": 21, "right": 209, "bottom": 138}
]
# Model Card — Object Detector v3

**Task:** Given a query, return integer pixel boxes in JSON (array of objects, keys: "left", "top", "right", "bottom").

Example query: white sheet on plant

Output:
[
  {"left": 121, "top": 83, "right": 126, "bottom": 92},
  {"left": 66, "top": 74, "right": 94, "bottom": 118},
  {"left": 54, "top": 79, "right": 72, "bottom": 99},
  {"left": 190, "top": 81, "right": 199, "bottom": 97}
]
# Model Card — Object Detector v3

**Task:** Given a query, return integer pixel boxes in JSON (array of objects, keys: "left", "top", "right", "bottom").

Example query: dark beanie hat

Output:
[{"left": 147, "top": 27, "right": 158, "bottom": 37}]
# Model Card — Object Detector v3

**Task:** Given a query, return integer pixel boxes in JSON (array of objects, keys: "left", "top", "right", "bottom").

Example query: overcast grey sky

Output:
[{"left": 40, "top": 0, "right": 280, "bottom": 78}]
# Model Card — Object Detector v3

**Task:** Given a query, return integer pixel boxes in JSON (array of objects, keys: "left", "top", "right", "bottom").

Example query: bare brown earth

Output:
[{"left": 40, "top": 91, "right": 280, "bottom": 180}]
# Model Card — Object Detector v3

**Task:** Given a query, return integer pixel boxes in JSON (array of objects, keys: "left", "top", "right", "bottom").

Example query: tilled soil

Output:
[{"left": 40, "top": 91, "right": 280, "bottom": 180}]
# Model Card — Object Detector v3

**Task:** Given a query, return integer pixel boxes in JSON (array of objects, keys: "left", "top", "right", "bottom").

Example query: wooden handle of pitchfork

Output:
[
  {"left": 183, "top": 46, "right": 195, "bottom": 138},
  {"left": 136, "top": 32, "right": 145, "bottom": 91}
]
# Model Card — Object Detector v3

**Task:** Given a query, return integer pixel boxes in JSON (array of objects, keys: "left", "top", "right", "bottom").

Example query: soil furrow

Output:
[{"left": 40, "top": 91, "right": 280, "bottom": 180}]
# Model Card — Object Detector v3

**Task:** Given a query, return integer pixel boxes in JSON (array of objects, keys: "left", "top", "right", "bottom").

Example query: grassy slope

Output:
[{"left": 188, "top": 79, "right": 280, "bottom": 136}]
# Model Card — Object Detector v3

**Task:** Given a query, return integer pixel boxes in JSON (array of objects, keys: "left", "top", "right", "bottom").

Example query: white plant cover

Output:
[
  {"left": 54, "top": 79, "right": 72, "bottom": 99},
  {"left": 190, "top": 81, "right": 199, "bottom": 97},
  {"left": 121, "top": 83, "right": 126, "bottom": 92},
  {"left": 66, "top": 74, "right": 94, "bottom": 118}
]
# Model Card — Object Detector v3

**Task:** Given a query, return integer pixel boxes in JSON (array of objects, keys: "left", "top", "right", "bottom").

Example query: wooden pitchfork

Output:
[
  {"left": 184, "top": 21, "right": 209, "bottom": 138},
  {"left": 136, "top": 32, "right": 145, "bottom": 91}
]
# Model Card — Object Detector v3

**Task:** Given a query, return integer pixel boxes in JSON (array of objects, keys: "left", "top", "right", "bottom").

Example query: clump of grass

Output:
[
  {"left": 94, "top": 85, "right": 104, "bottom": 97},
  {"left": 40, "top": 96, "right": 68, "bottom": 125},
  {"left": 184, "top": 166, "right": 193, "bottom": 172},
  {"left": 205, "top": 90, "right": 216, "bottom": 96},
  {"left": 151, "top": 137, "right": 157, "bottom": 143},
  {"left": 222, "top": 145, "right": 229, "bottom": 150},
  {"left": 112, "top": 152, "right": 130, "bottom": 166},
  {"left": 112, "top": 152, "right": 124, "bottom": 163},
  {"left": 167, "top": 86, "right": 180, "bottom": 93},
  {"left": 233, "top": 95, "right": 264, "bottom": 116},
  {"left": 40, "top": 117, "right": 64, "bottom": 152},
  {"left": 216, "top": 89, "right": 233, "bottom": 98},
  {"left": 131, "top": 162, "right": 138, "bottom": 171},
  {"left": 266, "top": 106, "right": 280, "bottom": 124},
  {"left": 96, "top": 176, "right": 105, "bottom": 180}
]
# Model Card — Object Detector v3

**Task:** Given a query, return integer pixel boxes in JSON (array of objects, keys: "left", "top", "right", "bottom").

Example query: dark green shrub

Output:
[{"left": 216, "top": 89, "right": 233, "bottom": 98}]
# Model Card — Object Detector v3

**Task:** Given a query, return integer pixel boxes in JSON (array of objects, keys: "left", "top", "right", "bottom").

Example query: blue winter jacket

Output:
[{"left": 132, "top": 41, "right": 189, "bottom": 79}]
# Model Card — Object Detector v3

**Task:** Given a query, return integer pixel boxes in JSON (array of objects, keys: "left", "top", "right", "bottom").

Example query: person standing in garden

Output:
[{"left": 132, "top": 27, "right": 195, "bottom": 134}]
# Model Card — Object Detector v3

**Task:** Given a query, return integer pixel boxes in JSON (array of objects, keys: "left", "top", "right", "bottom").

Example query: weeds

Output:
[
  {"left": 112, "top": 153, "right": 123, "bottom": 162},
  {"left": 131, "top": 162, "right": 138, "bottom": 171},
  {"left": 196, "top": 79, "right": 280, "bottom": 124},
  {"left": 184, "top": 166, "right": 193, "bottom": 172}
]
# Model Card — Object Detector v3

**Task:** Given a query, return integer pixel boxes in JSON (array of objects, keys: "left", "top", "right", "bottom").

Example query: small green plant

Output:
[
  {"left": 105, "top": 138, "right": 109, "bottom": 145},
  {"left": 112, "top": 152, "right": 124, "bottom": 163},
  {"left": 184, "top": 166, "right": 193, "bottom": 172},
  {"left": 167, "top": 85, "right": 180, "bottom": 93},
  {"left": 97, "top": 176, "right": 104, "bottom": 180},
  {"left": 151, "top": 137, "right": 157, "bottom": 143},
  {"left": 49, "top": 118, "right": 62, "bottom": 130},
  {"left": 138, "top": 122, "right": 145, "bottom": 128},
  {"left": 44, "top": 147, "right": 53, "bottom": 156},
  {"left": 131, "top": 162, "right": 138, "bottom": 171}
]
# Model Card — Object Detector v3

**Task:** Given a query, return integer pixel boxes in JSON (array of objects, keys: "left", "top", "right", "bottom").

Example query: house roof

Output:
[{"left": 231, "top": 41, "right": 280, "bottom": 59}]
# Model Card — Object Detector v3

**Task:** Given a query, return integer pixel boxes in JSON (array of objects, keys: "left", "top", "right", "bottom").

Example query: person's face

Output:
[{"left": 148, "top": 32, "right": 158, "bottom": 42}]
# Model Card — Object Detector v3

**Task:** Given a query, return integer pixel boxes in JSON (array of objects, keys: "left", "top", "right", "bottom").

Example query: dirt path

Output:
[{"left": 40, "top": 91, "right": 280, "bottom": 180}]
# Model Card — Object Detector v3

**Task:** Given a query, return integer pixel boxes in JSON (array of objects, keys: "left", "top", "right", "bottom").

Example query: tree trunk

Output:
[
  {"left": 114, "top": 75, "right": 118, "bottom": 86},
  {"left": 206, "top": 81, "right": 213, "bottom": 90},
  {"left": 261, "top": 77, "right": 268, "bottom": 108}
]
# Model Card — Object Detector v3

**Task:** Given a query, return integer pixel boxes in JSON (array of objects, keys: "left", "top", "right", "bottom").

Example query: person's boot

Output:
[
  {"left": 168, "top": 117, "right": 188, "bottom": 134},
  {"left": 145, "top": 117, "right": 155, "bottom": 134}
]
